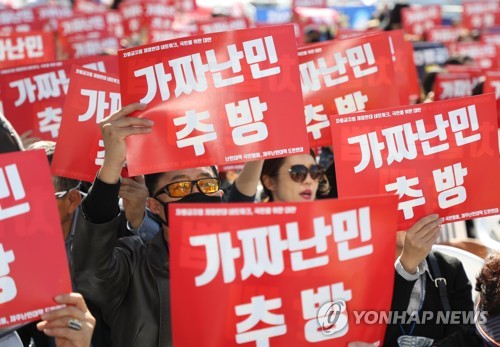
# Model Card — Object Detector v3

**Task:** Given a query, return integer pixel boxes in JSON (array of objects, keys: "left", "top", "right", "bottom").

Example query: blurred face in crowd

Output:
[
  {"left": 147, "top": 167, "right": 222, "bottom": 241},
  {"left": 262, "top": 154, "right": 322, "bottom": 203},
  {"left": 53, "top": 179, "right": 82, "bottom": 240}
]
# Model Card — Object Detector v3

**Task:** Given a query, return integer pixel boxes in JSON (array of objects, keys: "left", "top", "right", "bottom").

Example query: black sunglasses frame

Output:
[
  {"left": 288, "top": 164, "right": 324, "bottom": 183},
  {"left": 153, "top": 177, "right": 221, "bottom": 199}
]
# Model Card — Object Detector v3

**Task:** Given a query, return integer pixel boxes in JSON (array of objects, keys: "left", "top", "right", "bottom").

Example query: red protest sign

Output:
[
  {"left": 33, "top": 4, "right": 73, "bottom": 32},
  {"left": 331, "top": 94, "right": 500, "bottom": 230},
  {"left": 143, "top": 1, "right": 176, "bottom": 25},
  {"left": 176, "top": 0, "right": 196, "bottom": 12},
  {"left": 0, "top": 8, "right": 43, "bottom": 35},
  {"left": 58, "top": 13, "right": 108, "bottom": 38},
  {"left": 52, "top": 66, "right": 121, "bottom": 182},
  {"left": 73, "top": 0, "right": 108, "bottom": 14},
  {"left": 0, "top": 32, "right": 55, "bottom": 69},
  {"left": 426, "top": 26, "right": 462, "bottom": 44},
  {"left": 68, "top": 36, "right": 120, "bottom": 58},
  {"left": 118, "top": 25, "right": 309, "bottom": 175},
  {"left": 483, "top": 70, "right": 500, "bottom": 127},
  {"left": 462, "top": 1, "right": 500, "bottom": 30},
  {"left": 0, "top": 150, "right": 71, "bottom": 329},
  {"left": 433, "top": 73, "right": 473, "bottom": 101},
  {"left": 388, "top": 30, "right": 420, "bottom": 105},
  {"left": 292, "top": 0, "right": 327, "bottom": 8},
  {"left": 402, "top": 5, "right": 441, "bottom": 36},
  {"left": 449, "top": 42, "right": 498, "bottom": 70},
  {"left": 119, "top": 2, "right": 144, "bottom": 38},
  {"left": 169, "top": 196, "right": 398, "bottom": 347},
  {"left": 147, "top": 29, "right": 190, "bottom": 44},
  {"left": 482, "top": 33, "right": 500, "bottom": 47},
  {"left": 299, "top": 32, "right": 399, "bottom": 147},
  {"left": 1, "top": 55, "right": 119, "bottom": 139},
  {"left": 196, "top": 17, "right": 250, "bottom": 35}
]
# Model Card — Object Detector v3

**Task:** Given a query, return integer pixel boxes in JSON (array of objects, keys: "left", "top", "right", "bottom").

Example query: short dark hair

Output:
[
  {"left": 144, "top": 165, "right": 219, "bottom": 197},
  {"left": 27, "top": 141, "right": 80, "bottom": 191}
]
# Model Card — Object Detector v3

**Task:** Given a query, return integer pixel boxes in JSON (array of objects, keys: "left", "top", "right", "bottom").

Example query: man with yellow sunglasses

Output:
[{"left": 71, "top": 103, "right": 261, "bottom": 347}]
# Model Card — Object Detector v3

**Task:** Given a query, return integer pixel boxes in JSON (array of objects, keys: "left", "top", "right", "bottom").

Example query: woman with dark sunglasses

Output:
[{"left": 260, "top": 152, "right": 329, "bottom": 202}]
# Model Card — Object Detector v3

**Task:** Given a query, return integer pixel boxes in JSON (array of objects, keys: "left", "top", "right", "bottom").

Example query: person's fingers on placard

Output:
[{"left": 104, "top": 102, "right": 147, "bottom": 123}]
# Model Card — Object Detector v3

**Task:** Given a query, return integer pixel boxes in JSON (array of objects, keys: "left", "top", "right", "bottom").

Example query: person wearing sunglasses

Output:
[
  {"left": 260, "top": 153, "right": 329, "bottom": 203},
  {"left": 71, "top": 103, "right": 261, "bottom": 347}
]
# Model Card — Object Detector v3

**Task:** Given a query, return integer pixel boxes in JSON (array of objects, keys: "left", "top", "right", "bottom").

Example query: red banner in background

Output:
[
  {"left": 118, "top": 25, "right": 309, "bottom": 175},
  {"left": 52, "top": 66, "right": 121, "bottom": 182},
  {"left": 433, "top": 73, "right": 473, "bottom": 100},
  {"left": 462, "top": 1, "right": 500, "bottom": 30},
  {"left": 292, "top": 0, "right": 327, "bottom": 8},
  {"left": 402, "top": 5, "right": 441, "bottom": 36},
  {"left": 68, "top": 36, "right": 120, "bottom": 58},
  {"left": 481, "top": 33, "right": 500, "bottom": 47},
  {"left": 426, "top": 26, "right": 462, "bottom": 45},
  {"left": 169, "top": 196, "right": 398, "bottom": 346},
  {"left": 1, "top": 55, "right": 119, "bottom": 140},
  {"left": 33, "top": 4, "right": 73, "bottom": 32},
  {"left": 0, "top": 8, "right": 43, "bottom": 35},
  {"left": 0, "top": 32, "right": 55, "bottom": 70},
  {"left": 0, "top": 150, "right": 71, "bottom": 329},
  {"left": 298, "top": 32, "right": 399, "bottom": 147},
  {"left": 483, "top": 71, "right": 500, "bottom": 127},
  {"left": 449, "top": 42, "right": 498, "bottom": 70},
  {"left": 388, "top": 30, "right": 420, "bottom": 105},
  {"left": 331, "top": 94, "right": 500, "bottom": 230}
]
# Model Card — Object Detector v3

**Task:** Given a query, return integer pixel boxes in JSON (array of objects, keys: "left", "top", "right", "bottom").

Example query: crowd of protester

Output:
[{"left": 0, "top": 0, "right": 499, "bottom": 346}]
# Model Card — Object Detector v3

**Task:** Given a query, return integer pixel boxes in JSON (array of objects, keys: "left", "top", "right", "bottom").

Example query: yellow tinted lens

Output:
[
  {"left": 197, "top": 178, "right": 219, "bottom": 194},
  {"left": 168, "top": 181, "right": 193, "bottom": 197}
]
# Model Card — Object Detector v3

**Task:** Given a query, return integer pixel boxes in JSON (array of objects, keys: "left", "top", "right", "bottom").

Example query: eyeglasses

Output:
[
  {"left": 54, "top": 183, "right": 84, "bottom": 199},
  {"left": 153, "top": 177, "right": 220, "bottom": 199},
  {"left": 288, "top": 164, "right": 324, "bottom": 183}
]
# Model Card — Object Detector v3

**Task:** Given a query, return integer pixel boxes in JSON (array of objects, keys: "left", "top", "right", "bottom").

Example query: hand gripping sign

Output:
[
  {"left": 298, "top": 31, "right": 400, "bottom": 147},
  {"left": 330, "top": 94, "right": 500, "bottom": 230},
  {"left": 169, "top": 195, "right": 398, "bottom": 346},
  {"left": 118, "top": 24, "right": 309, "bottom": 175},
  {"left": 51, "top": 66, "right": 121, "bottom": 183},
  {"left": 0, "top": 150, "right": 71, "bottom": 329}
]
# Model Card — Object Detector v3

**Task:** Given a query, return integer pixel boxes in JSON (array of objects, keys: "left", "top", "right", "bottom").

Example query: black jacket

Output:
[
  {"left": 71, "top": 210, "right": 171, "bottom": 347},
  {"left": 383, "top": 251, "right": 482, "bottom": 346}
]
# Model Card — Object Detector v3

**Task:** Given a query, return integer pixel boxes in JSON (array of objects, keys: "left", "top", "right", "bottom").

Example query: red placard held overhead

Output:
[
  {"left": 433, "top": 73, "right": 473, "bottom": 101},
  {"left": 298, "top": 31, "right": 400, "bottom": 147},
  {"left": 118, "top": 25, "right": 309, "bottom": 175},
  {"left": 331, "top": 94, "right": 500, "bottom": 230},
  {"left": 1, "top": 55, "right": 119, "bottom": 139},
  {"left": 0, "top": 150, "right": 71, "bottom": 329},
  {"left": 0, "top": 32, "right": 55, "bottom": 69},
  {"left": 0, "top": 8, "right": 43, "bottom": 35},
  {"left": 426, "top": 26, "right": 462, "bottom": 45},
  {"left": 449, "top": 42, "right": 498, "bottom": 70},
  {"left": 169, "top": 195, "right": 399, "bottom": 347},
  {"left": 462, "top": 1, "right": 500, "bottom": 30},
  {"left": 483, "top": 71, "right": 500, "bottom": 127},
  {"left": 388, "top": 30, "right": 420, "bottom": 105},
  {"left": 401, "top": 5, "right": 441, "bottom": 37},
  {"left": 52, "top": 66, "right": 121, "bottom": 182},
  {"left": 481, "top": 33, "right": 500, "bottom": 48},
  {"left": 292, "top": 0, "right": 327, "bottom": 8}
]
